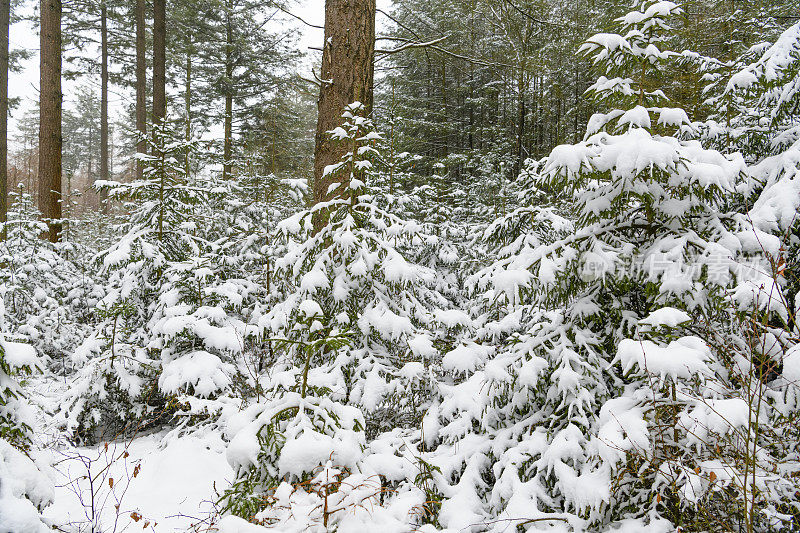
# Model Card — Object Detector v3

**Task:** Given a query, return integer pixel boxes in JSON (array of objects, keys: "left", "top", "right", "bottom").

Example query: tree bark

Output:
[
  {"left": 135, "top": 0, "right": 146, "bottom": 179},
  {"left": 0, "top": 0, "right": 8, "bottom": 239},
  {"left": 152, "top": 0, "right": 166, "bottom": 125},
  {"left": 185, "top": 30, "right": 192, "bottom": 177},
  {"left": 312, "top": 0, "right": 376, "bottom": 222},
  {"left": 222, "top": 0, "right": 233, "bottom": 180},
  {"left": 100, "top": 1, "right": 109, "bottom": 212},
  {"left": 38, "top": 0, "right": 62, "bottom": 242},
  {"left": 515, "top": 67, "right": 526, "bottom": 177}
]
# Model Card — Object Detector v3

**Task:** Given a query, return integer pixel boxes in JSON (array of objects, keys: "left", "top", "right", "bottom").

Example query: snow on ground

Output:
[{"left": 42, "top": 430, "right": 232, "bottom": 532}]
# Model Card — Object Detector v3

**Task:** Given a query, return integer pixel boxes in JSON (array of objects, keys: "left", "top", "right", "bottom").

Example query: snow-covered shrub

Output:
[
  {"left": 222, "top": 393, "right": 366, "bottom": 519},
  {"left": 0, "top": 191, "right": 101, "bottom": 373},
  {"left": 0, "top": 300, "right": 42, "bottom": 446},
  {"left": 200, "top": 165, "right": 307, "bottom": 385},
  {"left": 61, "top": 120, "right": 210, "bottom": 441},
  {"left": 0, "top": 300, "right": 53, "bottom": 532},
  {"left": 220, "top": 105, "right": 449, "bottom": 523},
  {"left": 258, "top": 105, "right": 444, "bottom": 432},
  {"left": 0, "top": 439, "right": 53, "bottom": 533},
  {"left": 614, "top": 304, "right": 800, "bottom": 530},
  {"left": 60, "top": 305, "right": 158, "bottom": 443}
]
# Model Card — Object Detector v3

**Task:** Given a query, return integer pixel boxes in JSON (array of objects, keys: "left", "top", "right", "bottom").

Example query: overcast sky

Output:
[{"left": 7, "top": 0, "right": 334, "bottom": 144}]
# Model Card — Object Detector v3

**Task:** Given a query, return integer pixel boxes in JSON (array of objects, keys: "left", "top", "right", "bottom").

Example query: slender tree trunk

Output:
[
  {"left": 38, "top": 0, "right": 62, "bottom": 242},
  {"left": 516, "top": 94, "right": 525, "bottom": 176},
  {"left": 0, "top": 0, "right": 8, "bottom": 239},
  {"left": 152, "top": 0, "right": 166, "bottom": 126},
  {"left": 515, "top": 66, "right": 526, "bottom": 177},
  {"left": 99, "top": 1, "right": 109, "bottom": 212},
  {"left": 87, "top": 122, "right": 94, "bottom": 181},
  {"left": 185, "top": 31, "right": 192, "bottom": 177},
  {"left": 135, "top": 0, "right": 146, "bottom": 178},
  {"left": 222, "top": 0, "right": 233, "bottom": 180},
  {"left": 153, "top": 0, "right": 166, "bottom": 240},
  {"left": 109, "top": 123, "right": 114, "bottom": 175},
  {"left": 312, "top": 0, "right": 376, "bottom": 226},
  {"left": 440, "top": 60, "right": 447, "bottom": 158}
]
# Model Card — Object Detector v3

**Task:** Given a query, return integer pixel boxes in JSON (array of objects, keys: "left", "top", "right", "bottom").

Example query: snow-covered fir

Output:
[{"left": 1, "top": 1, "right": 799, "bottom": 532}]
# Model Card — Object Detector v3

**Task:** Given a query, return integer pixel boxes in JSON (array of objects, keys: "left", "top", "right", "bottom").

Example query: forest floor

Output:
[{"left": 31, "top": 378, "right": 231, "bottom": 532}]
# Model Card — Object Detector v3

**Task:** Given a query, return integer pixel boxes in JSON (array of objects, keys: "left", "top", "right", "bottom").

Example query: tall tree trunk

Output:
[
  {"left": 222, "top": 0, "right": 233, "bottom": 180},
  {"left": 0, "top": 0, "right": 8, "bottom": 239},
  {"left": 135, "top": 0, "right": 146, "bottom": 179},
  {"left": 152, "top": 0, "right": 166, "bottom": 126},
  {"left": 87, "top": 122, "right": 93, "bottom": 181},
  {"left": 152, "top": 0, "right": 166, "bottom": 241},
  {"left": 312, "top": 0, "right": 376, "bottom": 224},
  {"left": 440, "top": 60, "right": 447, "bottom": 158},
  {"left": 184, "top": 30, "right": 192, "bottom": 177},
  {"left": 38, "top": 0, "right": 62, "bottom": 242},
  {"left": 99, "top": 1, "right": 109, "bottom": 212},
  {"left": 515, "top": 67, "right": 526, "bottom": 177}
]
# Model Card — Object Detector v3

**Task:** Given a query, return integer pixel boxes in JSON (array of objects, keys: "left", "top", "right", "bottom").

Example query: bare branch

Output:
[
  {"left": 275, "top": 4, "right": 324, "bottom": 29},
  {"left": 375, "top": 35, "right": 449, "bottom": 55}
]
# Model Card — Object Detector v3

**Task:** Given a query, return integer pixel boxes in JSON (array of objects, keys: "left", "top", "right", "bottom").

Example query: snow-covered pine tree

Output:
[
  {"left": 739, "top": 20, "right": 800, "bottom": 333},
  {"left": 151, "top": 166, "right": 307, "bottom": 421},
  {"left": 221, "top": 104, "right": 448, "bottom": 525},
  {"left": 0, "top": 288, "right": 54, "bottom": 533},
  {"left": 0, "top": 190, "right": 100, "bottom": 376},
  {"left": 680, "top": 22, "right": 800, "bottom": 529},
  {"left": 416, "top": 2, "right": 783, "bottom": 531},
  {"left": 559, "top": 6, "right": 800, "bottom": 530},
  {"left": 60, "top": 119, "right": 211, "bottom": 442}
]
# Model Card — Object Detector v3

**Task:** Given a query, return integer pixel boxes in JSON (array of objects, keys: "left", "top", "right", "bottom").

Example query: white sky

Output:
[
  {"left": 9, "top": 1, "right": 39, "bottom": 140},
  {"left": 7, "top": 0, "right": 332, "bottom": 145},
  {"left": 8, "top": 0, "right": 392, "bottom": 148}
]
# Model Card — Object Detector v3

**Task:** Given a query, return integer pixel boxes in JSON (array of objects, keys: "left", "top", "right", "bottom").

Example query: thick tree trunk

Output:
[
  {"left": 312, "top": 0, "right": 376, "bottom": 221},
  {"left": 100, "top": 1, "right": 109, "bottom": 212},
  {"left": 135, "top": 0, "right": 146, "bottom": 179},
  {"left": 0, "top": 0, "right": 8, "bottom": 239},
  {"left": 152, "top": 0, "right": 166, "bottom": 125},
  {"left": 38, "top": 0, "right": 62, "bottom": 242},
  {"left": 222, "top": 0, "right": 233, "bottom": 180}
]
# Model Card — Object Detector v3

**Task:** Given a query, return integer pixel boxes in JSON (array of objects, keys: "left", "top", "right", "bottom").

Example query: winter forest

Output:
[{"left": 1, "top": 0, "right": 800, "bottom": 531}]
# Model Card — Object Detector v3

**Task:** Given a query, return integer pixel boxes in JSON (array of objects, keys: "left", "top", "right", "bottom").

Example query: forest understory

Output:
[{"left": 2, "top": 0, "right": 800, "bottom": 532}]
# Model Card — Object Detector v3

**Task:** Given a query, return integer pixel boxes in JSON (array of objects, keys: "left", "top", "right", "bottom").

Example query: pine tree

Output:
[
  {"left": 0, "top": 0, "right": 8, "bottom": 239},
  {"left": 222, "top": 106, "right": 447, "bottom": 523},
  {"left": 62, "top": 120, "right": 206, "bottom": 441},
  {"left": 415, "top": 2, "right": 787, "bottom": 530},
  {"left": 135, "top": 0, "right": 146, "bottom": 180},
  {"left": 0, "top": 217, "right": 54, "bottom": 533}
]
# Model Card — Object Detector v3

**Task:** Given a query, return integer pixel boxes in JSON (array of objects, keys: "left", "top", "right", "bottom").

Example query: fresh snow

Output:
[{"left": 43, "top": 432, "right": 232, "bottom": 532}]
